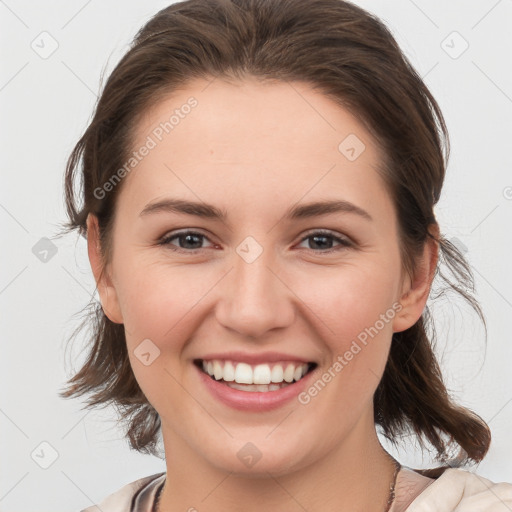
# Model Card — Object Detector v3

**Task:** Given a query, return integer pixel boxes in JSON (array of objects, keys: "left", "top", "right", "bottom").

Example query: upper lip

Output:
[{"left": 195, "top": 351, "right": 316, "bottom": 365}]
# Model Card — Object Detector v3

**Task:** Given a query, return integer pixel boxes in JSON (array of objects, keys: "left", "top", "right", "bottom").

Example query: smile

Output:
[{"left": 194, "top": 358, "right": 317, "bottom": 393}]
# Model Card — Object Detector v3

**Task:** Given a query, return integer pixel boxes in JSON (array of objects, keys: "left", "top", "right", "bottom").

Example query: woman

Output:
[{"left": 59, "top": 0, "right": 512, "bottom": 510}]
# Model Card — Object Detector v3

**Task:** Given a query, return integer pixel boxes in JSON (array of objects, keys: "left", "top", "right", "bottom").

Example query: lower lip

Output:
[{"left": 195, "top": 363, "right": 316, "bottom": 412}]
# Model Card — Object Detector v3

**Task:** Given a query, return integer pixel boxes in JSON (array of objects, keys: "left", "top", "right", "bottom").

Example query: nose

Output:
[{"left": 215, "top": 241, "right": 295, "bottom": 339}]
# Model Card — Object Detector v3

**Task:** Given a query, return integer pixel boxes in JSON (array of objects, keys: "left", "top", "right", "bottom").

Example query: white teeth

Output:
[
  {"left": 270, "top": 365, "right": 284, "bottom": 383},
  {"left": 226, "top": 382, "right": 289, "bottom": 392},
  {"left": 253, "top": 364, "right": 272, "bottom": 384},
  {"left": 200, "top": 359, "right": 311, "bottom": 385},
  {"left": 283, "top": 363, "right": 295, "bottom": 383},
  {"left": 223, "top": 361, "right": 235, "bottom": 382},
  {"left": 213, "top": 360, "right": 223, "bottom": 380},
  {"left": 234, "top": 362, "right": 253, "bottom": 384}
]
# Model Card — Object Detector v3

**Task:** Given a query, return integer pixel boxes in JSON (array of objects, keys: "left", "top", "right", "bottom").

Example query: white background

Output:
[{"left": 1, "top": 1, "right": 511, "bottom": 511}]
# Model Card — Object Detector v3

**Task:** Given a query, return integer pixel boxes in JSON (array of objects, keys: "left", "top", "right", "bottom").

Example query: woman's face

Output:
[{"left": 89, "top": 77, "right": 430, "bottom": 476}]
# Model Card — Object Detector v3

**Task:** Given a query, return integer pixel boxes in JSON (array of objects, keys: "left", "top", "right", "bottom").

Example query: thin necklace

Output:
[{"left": 153, "top": 459, "right": 402, "bottom": 512}]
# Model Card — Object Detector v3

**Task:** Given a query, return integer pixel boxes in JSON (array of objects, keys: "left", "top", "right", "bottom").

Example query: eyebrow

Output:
[{"left": 139, "top": 197, "right": 373, "bottom": 222}]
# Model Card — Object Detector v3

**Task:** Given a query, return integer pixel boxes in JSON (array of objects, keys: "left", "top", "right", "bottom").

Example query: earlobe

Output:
[
  {"left": 86, "top": 213, "right": 124, "bottom": 324},
  {"left": 392, "top": 224, "right": 440, "bottom": 333}
]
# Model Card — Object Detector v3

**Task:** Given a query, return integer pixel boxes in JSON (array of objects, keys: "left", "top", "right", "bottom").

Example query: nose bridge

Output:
[
  {"left": 215, "top": 233, "right": 293, "bottom": 337},
  {"left": 235, "top": 234, "right": 276, "bottom": 296}
]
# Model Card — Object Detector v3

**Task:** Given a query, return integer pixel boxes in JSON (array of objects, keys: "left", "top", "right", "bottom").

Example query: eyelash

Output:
[{"left": 157, "top": 229, "right": 353, "bottom": 255}]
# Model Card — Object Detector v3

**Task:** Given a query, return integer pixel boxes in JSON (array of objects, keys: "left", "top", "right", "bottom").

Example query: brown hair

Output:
[{"left": 58, "top": 0, "right": 491, "bottom": 475}]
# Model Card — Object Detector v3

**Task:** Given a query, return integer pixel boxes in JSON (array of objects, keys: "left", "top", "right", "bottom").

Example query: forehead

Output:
[
  {"left": 133, "top": 76, "right": 378, "bottom": 161},
  {"left": 121, "top": 77, "right": 394, "bottom": 225}
]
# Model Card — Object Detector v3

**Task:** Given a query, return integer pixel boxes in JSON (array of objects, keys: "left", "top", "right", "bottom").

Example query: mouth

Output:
[{"left": 193, "top": 358, "right": 318, "bottom": 392}]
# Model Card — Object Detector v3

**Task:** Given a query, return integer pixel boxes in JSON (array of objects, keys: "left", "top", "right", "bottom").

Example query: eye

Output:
[
  {"left": 158, "top": 230, "right": 214, "bottom": 253},
  {"left": 296, "top": 230, "right": 353, "bottom": 254},
  {"left": 158, "top": 229, "right": 353, "bottom": 254}
]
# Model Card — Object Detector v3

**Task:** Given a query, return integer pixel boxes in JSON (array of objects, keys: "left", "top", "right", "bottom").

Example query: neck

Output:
[{"left": 157, "top": 413, "right": 400, "bottom": 512}]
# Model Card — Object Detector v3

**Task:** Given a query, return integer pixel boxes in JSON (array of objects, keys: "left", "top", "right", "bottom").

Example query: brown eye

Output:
[
  {"left": 297, "top": 230, "right": 353, "bottom": 254},
  {"left": 159, "top": 231, "right": 213, "bottom": 252}
]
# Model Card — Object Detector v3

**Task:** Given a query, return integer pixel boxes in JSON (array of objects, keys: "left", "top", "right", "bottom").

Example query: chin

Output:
[{"left": 202, "top": 437, "right": 312, "bottom": 478}]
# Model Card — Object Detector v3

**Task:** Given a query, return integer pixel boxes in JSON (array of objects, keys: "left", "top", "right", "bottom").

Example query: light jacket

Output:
[{"left": 80, "top": 467, "right": 512, "bottom": 511}]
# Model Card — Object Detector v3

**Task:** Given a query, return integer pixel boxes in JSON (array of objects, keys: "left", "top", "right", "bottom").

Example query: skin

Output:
[{"left": 87, "top": 77, "right": 438, "bottom": 511}]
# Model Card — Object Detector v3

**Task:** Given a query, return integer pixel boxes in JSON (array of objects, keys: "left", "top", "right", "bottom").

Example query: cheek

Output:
[
  {"left": 292, "top": 259, "right": 400, "bottom": 406},
  {"left": 118, "top": 260, "right": 214, "bottom": 406},
  {"left": 114, "top": 257, "right": 218, "bottom": 347},
  {"left": 295, "top": 259, "right": 400, "bottom": 346}
]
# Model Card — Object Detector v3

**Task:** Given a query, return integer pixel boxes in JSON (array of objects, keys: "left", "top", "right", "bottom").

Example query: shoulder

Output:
[
  {"left": 79, "top": 472, "right": 166, "bottom": 512},
  {"left": 404, "top": 467, "right": 512, "bottom": 512}
]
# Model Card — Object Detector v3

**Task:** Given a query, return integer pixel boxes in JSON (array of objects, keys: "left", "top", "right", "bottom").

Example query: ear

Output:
[
  {"left": 392, "top": 224, "right": 440, "bottom": 333},
  {"left": 86, "top": 213, "right": 124, "bottom": 324}
]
